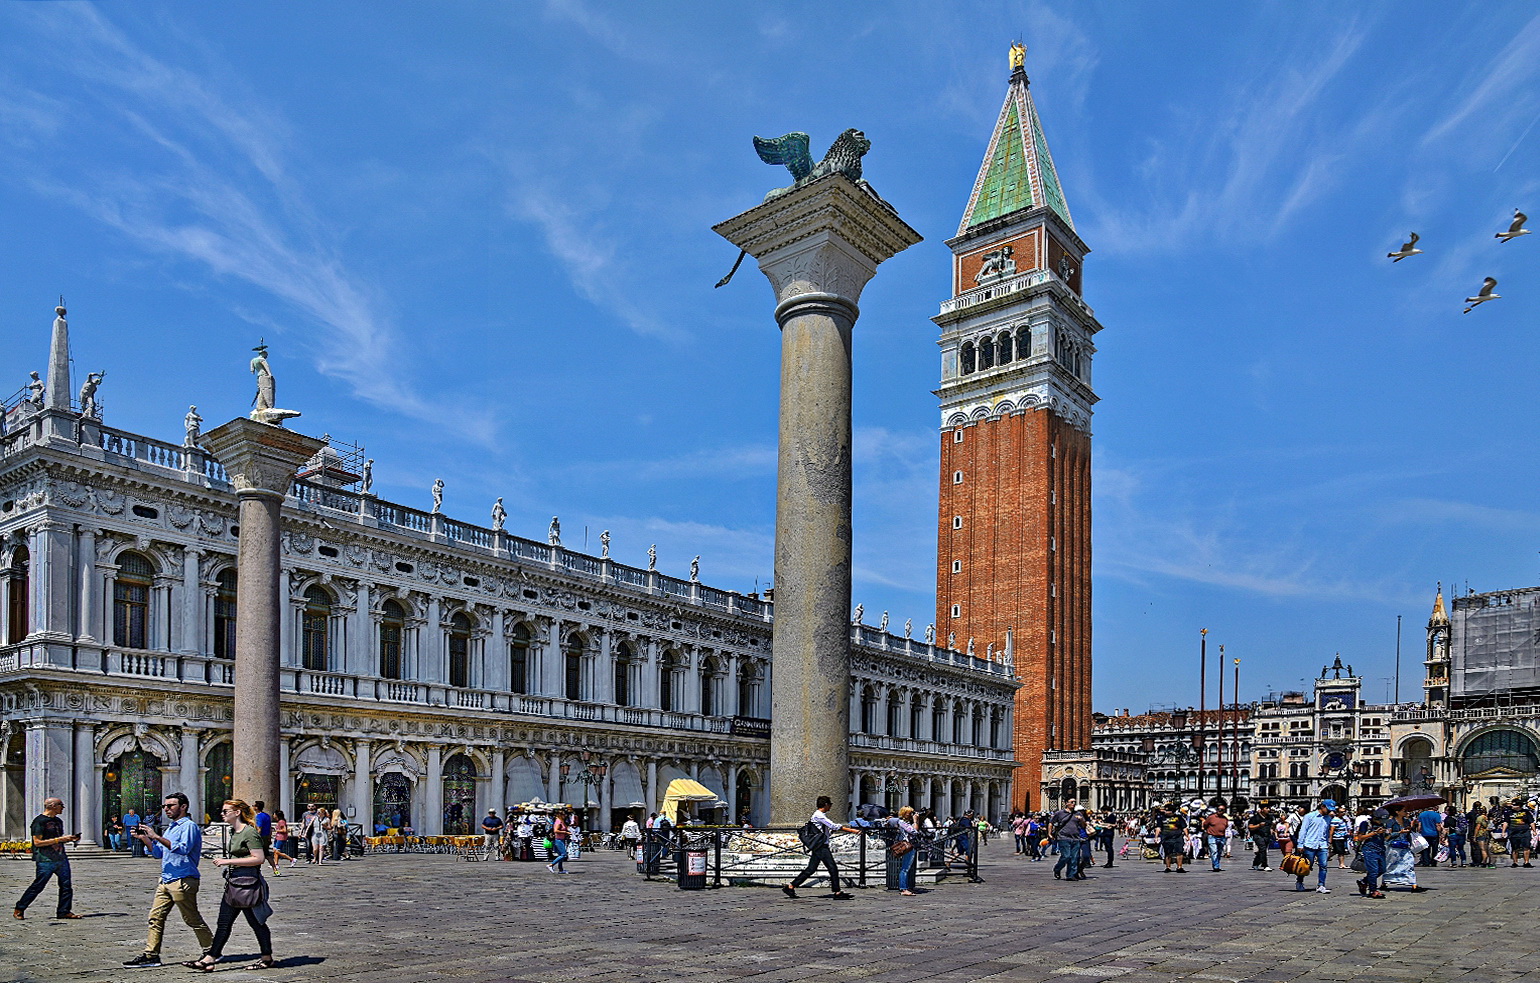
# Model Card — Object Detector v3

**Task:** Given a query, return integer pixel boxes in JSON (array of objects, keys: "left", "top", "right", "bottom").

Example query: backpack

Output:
[{"left": 798, "top": 820, "right": 826, "bottom": 851}]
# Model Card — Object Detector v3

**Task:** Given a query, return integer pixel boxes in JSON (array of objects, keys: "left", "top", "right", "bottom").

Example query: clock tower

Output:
[{"left": 934, "top": 45, "right": 1103, "bottom": 808}]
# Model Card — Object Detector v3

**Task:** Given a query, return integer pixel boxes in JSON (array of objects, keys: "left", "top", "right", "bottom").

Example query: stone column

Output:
[
  {"left": 200, "top": 419, "right": 325, "bottom": 811},
  {"left": 76, "top": 528, "right": 98, "bottom": 644},
  {"left": 489, "top": 748, "right": 505, "bottom": 815},
  {"left": 354, "top": 739, "right": 372, "bottom": 824},
  {"left": 72, "top": 723, "right": 98, "bottom": 846},
  {"left": 179, "top": 728, "right": 201, "bottom": 822},
  {"left": 180, "top": 548, "right": 202, "bottom": 655},
  {"left": 715, "top": 173, "right": 920, "bottom": 824},
  {"left": 646, "top": 759, "right": 658, "bottom": 814},
  {"left": 424, "top": 744, "right": 443, "bottom": 834},
  {"left": 278, "top": 738, "right": 293, "bottom": 819}
]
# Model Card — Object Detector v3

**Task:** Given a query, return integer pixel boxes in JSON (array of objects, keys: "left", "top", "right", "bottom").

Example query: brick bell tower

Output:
[{"left": 934, "top": 42, "right": 1102, "bottom": 810}]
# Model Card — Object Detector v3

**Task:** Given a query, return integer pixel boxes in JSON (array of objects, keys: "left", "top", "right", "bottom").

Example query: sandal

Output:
[
  {"left": 245, "top": 956, "right": 275, "bottom": 970},
  {"left": 183, "top": 957, "right": 217, "bottom": 972}
]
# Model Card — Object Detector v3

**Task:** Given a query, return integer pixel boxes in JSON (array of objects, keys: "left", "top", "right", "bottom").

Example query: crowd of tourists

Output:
[{"left": 997, "top": 793, "right": 1540, "bottom": 898}]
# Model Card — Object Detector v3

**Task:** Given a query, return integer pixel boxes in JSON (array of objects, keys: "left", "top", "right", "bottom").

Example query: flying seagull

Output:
[
  {"left": 1463, "top": 277, "right": 1500, "bottom": 314},
  {"left": 1496, "top": 209, "right": 1531, "bottom": 243},
  {"left": 1387, "top": 232, "right": 1423, "bottom": 262}
]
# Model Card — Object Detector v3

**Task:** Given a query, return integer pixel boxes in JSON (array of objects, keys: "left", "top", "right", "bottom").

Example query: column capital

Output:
[
  {"left": 201, "top": 418, "right": 327, "bottom": 499},
  {"left": 714, "top": 174, "right": 921, "bottom": 315}
]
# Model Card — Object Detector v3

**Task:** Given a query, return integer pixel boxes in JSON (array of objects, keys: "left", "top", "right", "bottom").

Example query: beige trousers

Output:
[{"left": 144, "top": 877, "right": 214, "bottom": 956}]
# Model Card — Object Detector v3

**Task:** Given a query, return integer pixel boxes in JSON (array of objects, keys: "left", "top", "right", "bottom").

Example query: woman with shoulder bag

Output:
[
  {"left": 888, "top": 806, "right": 920, "bottom": 896},
  {"left": 185, "top": 799, "right": 275, "bottom": 972}
]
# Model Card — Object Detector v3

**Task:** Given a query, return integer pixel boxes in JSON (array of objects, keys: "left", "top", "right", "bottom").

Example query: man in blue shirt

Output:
[
  {"left": 1416, "top": 807, "right": 1444, "bottom": 867},
  {"left": 122, "top": 792, "right": 213, "bottom": 969},
  {"left": 1293, "top": 798, "right": 1335, "bottom": 893},
  {"left": 253, "top": 801, "right": 278, "bottom": 876}
]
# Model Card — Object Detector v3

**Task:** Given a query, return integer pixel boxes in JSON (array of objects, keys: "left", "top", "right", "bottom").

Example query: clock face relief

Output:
[{"left": 1325, "top": 752, "right": 1346, "bottom": 770}]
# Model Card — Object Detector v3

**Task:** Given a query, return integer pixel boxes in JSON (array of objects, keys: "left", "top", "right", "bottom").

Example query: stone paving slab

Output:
[{"left": 2, "top": 850, "right": 1536, "bottom": 982}]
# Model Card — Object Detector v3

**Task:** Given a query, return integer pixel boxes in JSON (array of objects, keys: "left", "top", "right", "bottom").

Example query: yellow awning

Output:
[{"left": 662, "top": 778, "right": 719, "bottom": 822}]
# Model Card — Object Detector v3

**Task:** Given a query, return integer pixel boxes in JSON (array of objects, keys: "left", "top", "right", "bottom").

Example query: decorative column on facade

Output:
[
  {"left": 716, "top": 170, "right": 919, "bottom": 824},
  {"left": 76, "top": 527, "right": 98, "bottom": 644},
  {"left": 179, "top": 727, "right": 200, "bottom": 821},
  {"left": 353, "top": 739, "right": 372, "bottom": 824},
  {"left": 278, "top": 738, "right": 293, "bottom": 819},
  {"left": 547, "top": 753, "right": 562, "bottom": 804},
  {"left": 423, "top": 596, "right": 443, "bottom": 684},
  {"left": 29, "top": 523, "right": 73, "bottom": 651},
  {"left": 24, "top": 721, "right": 71, "bottom": 820},
  {"left": 724, "top": 767, "right": 738, "bottom": 824},
  {"left": 179, "top": 547, "right": 203, "bottom": 655},
  {"left": 72, "top": 723, "right": 98, "bottom": 845},
  {"left": 424, "top": 744, "right": 444, "bottom": 835},
  {"left": 200, "top": 418, "right": 325, "bottom": 811},
  {"left": 489, "top": 748, "right": 505, "bottom": 816},
  {"left": 646, "top": 759, "right": 658, "bottom": 814}
]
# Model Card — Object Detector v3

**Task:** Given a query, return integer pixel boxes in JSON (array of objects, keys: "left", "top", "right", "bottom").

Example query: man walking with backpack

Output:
[{"left": 783, "top": 796, "right": 859, "bottom": 900}]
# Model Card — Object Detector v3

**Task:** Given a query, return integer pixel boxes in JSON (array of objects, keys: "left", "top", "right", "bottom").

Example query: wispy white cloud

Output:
[
  {"left": 1421, "top": 11, "right": 1540, "bottom": 151},
  {"left": 0, "top": 6, "right": 490, "bottom": 440}
]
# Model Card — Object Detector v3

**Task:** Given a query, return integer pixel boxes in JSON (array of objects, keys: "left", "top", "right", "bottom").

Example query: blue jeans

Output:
[
  {"left": 1296, "top": 846, "right": 1329, "bottom": 888},
  {"left": 1208, "top": 834, "right": 1226, "bottom": 869},
  {"left": 15, "top": 857, "right": 73, "bottom": 916},
  {"left": 897, "top": 848, "right": 916, "bottom": 890},
  {"left": 1446, "top": 833, "right": 1466, "bottom": 864},
  {"left": 1054, "top": 838, "right": 1081, "bottom": 878},
  {"left": 1361, "top": 850, "right": 1385, "bottom": 892},
  {"left": 551, "top": 838, "right": 569, "bottom": 871}
]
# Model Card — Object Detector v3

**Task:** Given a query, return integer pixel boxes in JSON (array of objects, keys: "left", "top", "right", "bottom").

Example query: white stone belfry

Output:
[{"left": 715, "top": 173, "right": 920, "bottom": 824}]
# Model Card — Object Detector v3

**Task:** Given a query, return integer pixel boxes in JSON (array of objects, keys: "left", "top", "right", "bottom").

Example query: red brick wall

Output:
[
  {"left": 936, "top": 407, "right": 1092, "bottom": 809},
  {"left": 955, "top": 231, "right": 1040, "bottom": 294}
]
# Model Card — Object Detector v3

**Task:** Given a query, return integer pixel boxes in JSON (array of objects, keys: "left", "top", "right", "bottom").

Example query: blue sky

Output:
[{"left": 2, "top": 2, "right": 1538, "bottom": 713}]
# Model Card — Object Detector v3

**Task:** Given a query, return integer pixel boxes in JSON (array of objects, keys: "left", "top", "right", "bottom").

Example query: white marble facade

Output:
[{"left": 0, "top": 393, "right": 1017, "bottom": 839}]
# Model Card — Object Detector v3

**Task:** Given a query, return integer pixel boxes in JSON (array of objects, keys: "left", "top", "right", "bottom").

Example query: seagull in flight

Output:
[
  {"left": 1496, "top": 209, "right": 1531, "bottom": 243},
  {"left": 1387, "top": 232, "right": 1423, "bottom": 262},
  {"left": 1464, "top": 277, "right": 1500, "bottom": 314}
]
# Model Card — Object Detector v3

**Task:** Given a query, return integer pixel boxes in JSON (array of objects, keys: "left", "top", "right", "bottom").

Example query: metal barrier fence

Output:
[{"left": 636, "top": 825, "right": 980, "bottom": 889}]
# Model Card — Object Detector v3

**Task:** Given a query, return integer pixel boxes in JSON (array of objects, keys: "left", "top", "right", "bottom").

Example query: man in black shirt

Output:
[
  {"left": 1151, "top": 801, "right": 1188, "bottom": 872},
  {"left": 13, "top": 797, "right": 83, "bottom": 920},
  {"left": 1050, "top": 800, "right": 1084, "bottom": 880},
  {"left": 1248, "top": 802, "right": 1276, "bottom": 871}
]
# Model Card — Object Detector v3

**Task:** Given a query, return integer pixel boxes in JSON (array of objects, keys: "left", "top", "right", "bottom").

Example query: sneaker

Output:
[
  {"left": 1295, "top": 883, "right": 1307, "bottom": 891},
  {"left": 782, "top": 885, "right": 797, "bottom": 899},
  {"left": 830, "top": 892, "right": 854, "bottom": 900},
  {"left": 122, "top": 953, "right": 162, "bottom": 968},
  {"left": 1262, "top": 866, "right": 1273, "bottom": 871},
  {"left": 546, "top": 864, "right": 557, "bottom": 872},
  {"left": 1316, "top": 886, "right": 1331, "bottom": 893},
  {"left": 1356, "top": 878, "right": 1367, "bottom": 896},
  {"left": 1211, "top": 867, "right": 1223, "bottom": 872}
]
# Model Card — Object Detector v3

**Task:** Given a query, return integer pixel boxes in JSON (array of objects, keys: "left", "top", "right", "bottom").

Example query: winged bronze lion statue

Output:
[{"left": 716, "top": 129, "right": 880, "bottom": 287}]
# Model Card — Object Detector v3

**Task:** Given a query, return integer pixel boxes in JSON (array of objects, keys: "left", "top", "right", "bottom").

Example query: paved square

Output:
[{"left": 4, "top": 847, "right": 1539, "bottom": 983}]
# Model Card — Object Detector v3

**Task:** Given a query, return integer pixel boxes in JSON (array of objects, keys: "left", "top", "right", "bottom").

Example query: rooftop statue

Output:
[
  {"left": 1010, "top": 41, "right": 1026, "bottom": 71},
  {"left": 78, "top": 371, "right": 105, "bottom": 420}
]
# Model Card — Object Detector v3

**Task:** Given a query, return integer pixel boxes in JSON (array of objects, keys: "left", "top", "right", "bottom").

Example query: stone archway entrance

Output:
[
  {"left": 442, "top": 755, "right": 477, "bottom": 834},
  {"left": 373, "top": 773, "right": 412, "bottom": 832},
  {"left": 105, "top": 749, "right": 163, "bottom": 831}
]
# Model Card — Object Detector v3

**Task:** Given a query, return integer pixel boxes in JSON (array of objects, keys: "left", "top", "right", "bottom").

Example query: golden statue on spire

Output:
[{"left": 1009, "top": 41, "right": 1026, "bottom": 71}]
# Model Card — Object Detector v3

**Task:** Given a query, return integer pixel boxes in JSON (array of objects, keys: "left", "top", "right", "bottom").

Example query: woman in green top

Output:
[{"left": 185, "top": 800, "right": 273, "bottom": 972}]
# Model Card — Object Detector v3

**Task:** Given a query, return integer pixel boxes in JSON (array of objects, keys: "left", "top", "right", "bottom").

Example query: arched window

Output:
[
  {"left": 442, "top": 755, "right": 477, "bottom": 835},
  {"left": 379, "top": 600, "right": 405, "bottom": 680},
  {"left": 6, "top": 544, "right": 29, "bottom": 644},
  {"left": 302, "top": 586, "right": 331, "bottom": 671},
  {"left": 1462, "top": 730, "right": 1539, "bottom": 773},
  {"left": 997, "top": 331, "right": 1012, "bottom": 363},
  {"left": 1016, "top": 327, "right": 1031, "bottom": 360},
  {"left": 886, "top": 690, "right": 902, "bottom": 737},
  {"left": 861, "top": 686, "right": 878, "bottom": 734},
  {"left": 972, "top": 706, "right": 984, "bottom": 746},
  {"left": 564, "top": 634, "right": 584, "bottom": 701},
  {"left": 989, "top": 709, "right": 1001, "bottom": 749},
  {"left": 508, "top": 623, "right": 530, "bottom": 694},
  {"left": 660, "top": 650, "right": 680, "bottom": 712},
  {"left": 910, "top": 694, "right": 923, "bottom": 738},
  {"left": 952, "top": 701, "right": 966, "bottom": 745},
  {"left": 448, "top": 611, "right": 471, "bottom": 688},
  {"left": 960, "top": 341, "right": 975, "bottom": 375},
  {"left": 113, "top": 552, "right": 154, "bottom": 649},
  {"left": 932, "top": 701, "right": 946, "bottom": 742},
  {"left": 979, "top": 335, "right": 995, "bottom": 369},
  {"left": 700, "top": 656, "right": 720, "bottom": 716},
  {"left": 213, "top": 569, "right": 236, "bottom": 659},
  {"left": 614, "top": 641, "right": 634, "bottom": 708},
  {"left": 737, "top": 662, "right": 761, "bottom": 717}
]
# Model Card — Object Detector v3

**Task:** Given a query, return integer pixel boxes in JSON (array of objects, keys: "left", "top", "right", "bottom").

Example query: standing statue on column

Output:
[
  {"left": 78, "top": 371, "right": 105, "bottom": 420},
  {"left": 925, "top": 624, "right": 935, "bottom": 644},
  {"left": 690, "top": 556, "right": 700, "bottom": 582},
  {"left": 879, "top": 611, "right": 889, "bottom": 632},
  {"left": 491, "top": 497, "right": 506, "bottom": 531},
  {"left": 904, "top": 618, "right": 913, "bottom": 639},
  {"left": 431, "top": 478, "right": 444, "bottom": 514},
  {"left": 184, "top": 405, "right": 202, "bottom": 444},
  {"left": 548, "top": 516, "right": 561, "bottom": 547},
  {"left": 249, "top": 341, "right": 300, "bottom": 425},
  {"left": 360, "top": 459, "right": 374, "bottom": 495},
  {"left": 966, "top": 637, "right": 975, "bottom": 656},
  {"left": 25, "top": 371, "right": 44, "bottom": 407},
  {"left": 851, "top": 603, "right": 864, "bottom": 626},
  {"left": 599, "top": 530, "right": 611, "bottom": 559},
  {"left": 947, "top": 631, "right": 956, "bottom": 649},
  {"left": 647, "top": 544, "right": 657, "bottom": 571}
]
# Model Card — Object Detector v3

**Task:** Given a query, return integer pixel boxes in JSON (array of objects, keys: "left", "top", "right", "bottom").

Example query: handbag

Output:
[
  {"left": 890, "top": 839, "right": 913, "bottom": 857},
  {"left": 222, "top": 867, "right": 267, "bottom": 909},
  {"left": 1279, "top": 853, "right": 1313, "bottom": 877},
  {"left": 1350, "top": 854, "right": 1366, "bottom": 872},
  {"left": 1409, "top": 832, "right": 1430, "bottom": 853}
]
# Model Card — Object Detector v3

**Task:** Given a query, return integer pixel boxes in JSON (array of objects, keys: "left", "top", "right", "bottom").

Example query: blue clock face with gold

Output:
[{"left": 1325, "top": 752, "right": 1347, "bottom": 770}]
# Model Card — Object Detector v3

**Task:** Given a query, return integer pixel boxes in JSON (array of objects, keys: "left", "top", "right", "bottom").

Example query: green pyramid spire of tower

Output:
[{"left": 960, "top": 53, "right": 1074, "bottom": 234}]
